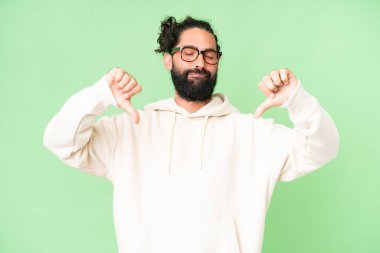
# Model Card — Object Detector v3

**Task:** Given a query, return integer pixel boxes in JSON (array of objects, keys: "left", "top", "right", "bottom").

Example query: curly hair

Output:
[{"left": 155, "top": 16, "right": 220, "bottom": 54}]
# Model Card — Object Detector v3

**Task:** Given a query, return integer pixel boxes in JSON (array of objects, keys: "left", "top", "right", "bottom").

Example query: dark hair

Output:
[{"left": 155, "top": 16, "right": 220, "bottom": 54}]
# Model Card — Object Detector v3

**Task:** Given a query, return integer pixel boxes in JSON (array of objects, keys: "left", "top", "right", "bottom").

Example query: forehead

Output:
[{"left": 177, "top": 28, "right": 217, "bottom": 50}]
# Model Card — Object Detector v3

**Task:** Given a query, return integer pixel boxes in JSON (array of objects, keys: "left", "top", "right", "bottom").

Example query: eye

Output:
[
  {"left": 204, "top": 51, "right": 217, "bottom": 60},
  {"left": 184, "top": 52, "right": 196, "bottom": 56},
  {"left": 182, "top": 48, "right": 197, "bottom": 56}
]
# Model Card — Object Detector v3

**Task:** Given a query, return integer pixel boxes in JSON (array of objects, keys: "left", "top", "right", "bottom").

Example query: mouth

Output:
[{"left": 188, "top": 73, "right": 207, "bottom": 78}]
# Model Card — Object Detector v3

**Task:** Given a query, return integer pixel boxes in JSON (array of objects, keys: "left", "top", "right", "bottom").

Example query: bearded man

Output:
[{"left": 44, "top": 16, "right": 339, "bottom": 253}]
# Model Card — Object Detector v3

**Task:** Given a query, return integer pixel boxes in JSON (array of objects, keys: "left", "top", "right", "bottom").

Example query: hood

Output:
[
  {"left": 144, "top": 93, "right": 238, "bottom": 117},
  {"left": 144, "top": 93, "right": 239, "bottom": 173}
]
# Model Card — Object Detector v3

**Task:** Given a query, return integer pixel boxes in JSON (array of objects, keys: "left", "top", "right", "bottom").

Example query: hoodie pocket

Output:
[{"left": 134, "top": 213, "right": 241, "bottom": 253}]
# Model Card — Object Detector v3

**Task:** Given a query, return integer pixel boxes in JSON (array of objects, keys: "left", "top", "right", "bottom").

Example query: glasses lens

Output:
[
  {"left": 181, "top": 47, "right": 198, "bottom": 62},
  {"left": 180, "top": 47, "right": 220, "bottom": 64},
  {"left": 203, "top": 51, "right": 219, "bottom": 64}
]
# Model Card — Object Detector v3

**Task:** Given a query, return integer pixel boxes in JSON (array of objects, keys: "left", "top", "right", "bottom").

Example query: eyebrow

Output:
[{"left": 182, "top": 45, "right": 217, "bottom": 51}]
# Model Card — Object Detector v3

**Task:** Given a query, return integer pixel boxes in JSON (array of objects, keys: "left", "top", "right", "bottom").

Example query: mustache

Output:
[{"left": 184, "top": 68, "right": 211, "bottom": 78}]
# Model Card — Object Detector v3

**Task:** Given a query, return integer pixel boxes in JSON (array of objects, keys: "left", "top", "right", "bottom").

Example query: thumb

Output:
[
  {"left": 120, "top": 100, "right": 140, "bottom": 124},
  {"left": 254, "top": 98, "right": 275, "bottom": 118}
]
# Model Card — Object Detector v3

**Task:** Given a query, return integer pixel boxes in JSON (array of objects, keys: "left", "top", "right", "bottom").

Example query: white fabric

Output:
[{"left": 44, "top": 74, "right": 339, "bottom": 253}]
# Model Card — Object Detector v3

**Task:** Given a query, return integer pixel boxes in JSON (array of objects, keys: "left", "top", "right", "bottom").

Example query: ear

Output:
[{"left": 163, "top": 54, "right": 173, "bottom": 71}]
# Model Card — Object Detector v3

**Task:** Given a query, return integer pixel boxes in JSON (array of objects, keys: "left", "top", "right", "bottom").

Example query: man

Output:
[{"left": 44, "top": 16, "right": 339, "bottom": 253}]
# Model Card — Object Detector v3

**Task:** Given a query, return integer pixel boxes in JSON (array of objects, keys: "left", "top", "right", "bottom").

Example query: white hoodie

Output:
[{"left": 43, "top": 74, "right": 339, "bottom": 253}]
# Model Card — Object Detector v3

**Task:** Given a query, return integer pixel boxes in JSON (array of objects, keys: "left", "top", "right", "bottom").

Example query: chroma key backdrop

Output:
[{"left": 1, "top": 0, "right": 379, "bottom": 252}]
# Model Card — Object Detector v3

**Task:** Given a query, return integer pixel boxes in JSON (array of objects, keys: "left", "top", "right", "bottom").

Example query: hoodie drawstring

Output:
[
  {"left": 168, "top": 108, "right": 177, "bottom": 174},
  {"left": 167, "top": 110, "right": 210, "bottom": 173},
  {"left": 199, "top": 115, "right": 209, "bottom": 171},
  {"left": 144, "top": 94, "right": 238, "bottom": 174}
]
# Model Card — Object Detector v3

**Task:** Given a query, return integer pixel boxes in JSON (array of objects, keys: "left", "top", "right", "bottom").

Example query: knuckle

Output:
[
  {"left": 115, "top": 68, "right": 124, "bottom": 75},
  {"left": 128, "top": 77, "right": 136, "bottom": 85},
  {"left": 265, "top": 82, "right": 274, "bottom": 88},
  {"left": 261, "top": 85, "right": 269, "bottom": 93},
  {"left": 121, "top": 85, "right": 129, "bottom": 92},
  {"left": 116, "top": 74, "right": 123, "bottom": 82}
]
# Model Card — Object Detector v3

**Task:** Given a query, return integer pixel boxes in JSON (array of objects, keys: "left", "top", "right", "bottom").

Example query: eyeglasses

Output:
[{"left": 171, "top": 46, "right": 222, "bottom": 65}]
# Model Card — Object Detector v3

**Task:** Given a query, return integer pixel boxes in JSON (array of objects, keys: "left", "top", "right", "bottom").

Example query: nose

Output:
[{"left": 194, "top": 53, "right": 206, "bottom": 69}]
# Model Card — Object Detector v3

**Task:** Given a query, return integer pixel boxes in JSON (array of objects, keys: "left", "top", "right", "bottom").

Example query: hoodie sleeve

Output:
[
  {"left": 266, "top": 80, "right": 340, "bottom": 182},
  {"left": 43, "top": 75, "right": 118, "bottom": 181}
]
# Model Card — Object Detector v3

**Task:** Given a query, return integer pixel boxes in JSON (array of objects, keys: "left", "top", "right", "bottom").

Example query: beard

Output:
[{"left": 170, "top": 64, "right": 218, "bottom": 102}]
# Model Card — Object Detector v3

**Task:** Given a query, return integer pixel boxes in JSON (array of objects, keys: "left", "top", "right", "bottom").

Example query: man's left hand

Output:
[{"left": 254, "top": 68, "right": 298, "bottom": 118}]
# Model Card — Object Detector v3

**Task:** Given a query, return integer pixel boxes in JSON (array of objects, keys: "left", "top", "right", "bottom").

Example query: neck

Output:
[{"left": 174, "top": 92, "right": 212, "bottom": 113}]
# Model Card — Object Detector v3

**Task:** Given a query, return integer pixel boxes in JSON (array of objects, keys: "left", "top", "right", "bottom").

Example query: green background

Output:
[{"left": 1, "top": 0, "right": 379, "bottom": 252}]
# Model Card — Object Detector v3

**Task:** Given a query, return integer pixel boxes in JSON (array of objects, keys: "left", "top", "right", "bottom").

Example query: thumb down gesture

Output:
[
  {"left": 254, "top": 68, "right": 299, "bottom": 118},
  {"left": 106, "top": 67, "right": 142, "bottom": 124}
]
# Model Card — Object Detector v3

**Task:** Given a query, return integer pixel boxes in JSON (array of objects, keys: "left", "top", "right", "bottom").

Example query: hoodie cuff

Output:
[
  {"left": 92, "top": 74, "right": 118, "bottom": 107},
  {"left": 280, "top": 79, "right": 318, "bottom": 124}
]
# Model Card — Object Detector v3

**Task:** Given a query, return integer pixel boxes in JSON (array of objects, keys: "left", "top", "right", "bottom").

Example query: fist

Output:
[
  {"left": 254, "top": 68, "right": 298, "bottom": 118},
  {"left": 106, "top": 67, "right": 142, "bottom": 123}
]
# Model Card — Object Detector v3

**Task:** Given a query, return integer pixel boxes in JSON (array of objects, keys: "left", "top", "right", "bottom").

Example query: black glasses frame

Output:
[{"left": 171, "top": 46, "right": 222, "bottom": 65}]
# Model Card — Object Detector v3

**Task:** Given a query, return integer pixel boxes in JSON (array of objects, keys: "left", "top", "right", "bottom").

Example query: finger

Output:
[
  {"left": 270, "top": 71, "right": 282, "bottom": 87},
  {"left": 254, "top": 98, "right": 275, "bottom": 118},
  {"left": 121, "top": 78, "right": 137, "bottom": 93},
  {"left": 114, "top": 68, "right": 125, "bottom": 84},
  {"left": 120, "top": 100, "right": 140, "bottom": 124},
  {"left": 115, "top": 73, "right": 131, "bottom": 89},
  {"left": 280, "top": 69, "right": 289, "bottom": 85},
  {"left": 263, "top": 75, "right": 278, "bottom": 92},
  {"left": 106, "top": 72, "right": 116, "bottom": 86},
  {"left": 123, "top": 83, "right": 142, "bottom": 100},
  {"left": 287, "top": 70, "right": 297, "bottom": 85},
  {"left": 258, "top": 81, "right": 275, "bottom": 98}
]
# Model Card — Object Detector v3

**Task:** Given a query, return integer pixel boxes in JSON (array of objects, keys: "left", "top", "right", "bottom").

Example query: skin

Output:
[
  {"left": 105, "top": 28, "right": 299, "bottom": 123},
  {"left": 163, "top": 28, "right": 219, "bottom": 113}
]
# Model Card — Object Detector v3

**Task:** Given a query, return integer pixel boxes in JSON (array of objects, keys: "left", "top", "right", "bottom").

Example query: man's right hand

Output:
[{"left": 106, "top": 67, "right": 142, "bottom": 124}]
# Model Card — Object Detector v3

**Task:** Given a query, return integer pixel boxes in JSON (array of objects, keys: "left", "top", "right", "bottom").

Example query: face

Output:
[{"left": 164, "top": 28, "right": 220, "bottom": 102}]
